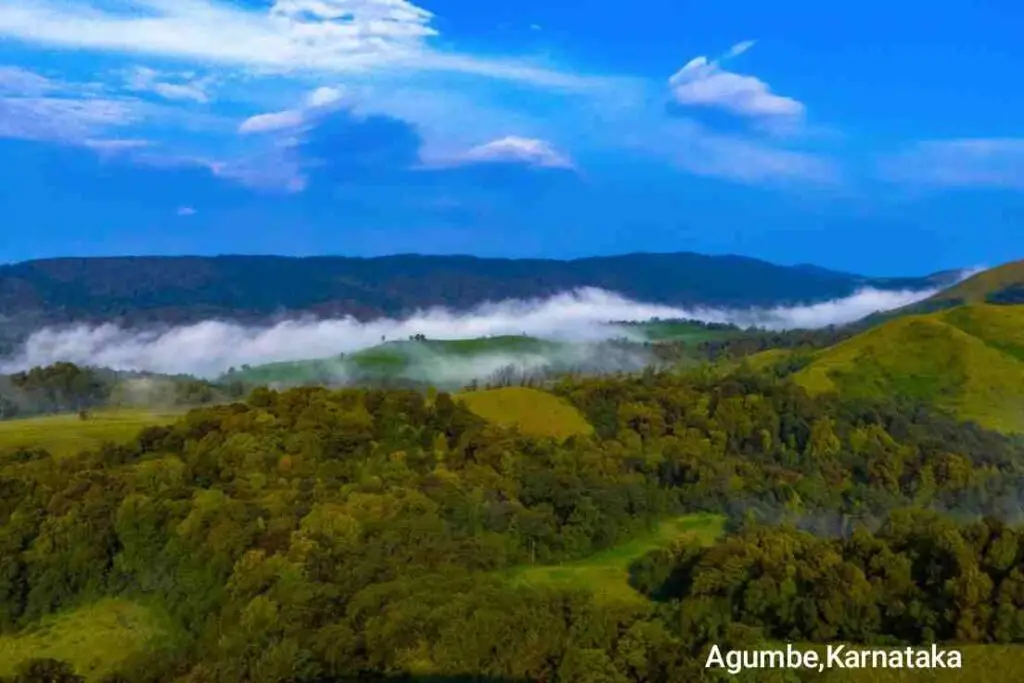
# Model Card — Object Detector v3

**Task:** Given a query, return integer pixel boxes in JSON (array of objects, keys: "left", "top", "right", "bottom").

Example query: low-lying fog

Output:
[{"left": 0, "top": 284, "right": 948, "bottom": 378}]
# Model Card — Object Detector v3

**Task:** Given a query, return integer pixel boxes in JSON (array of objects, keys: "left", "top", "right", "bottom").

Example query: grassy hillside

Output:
[
  {"left": 793, "top": 304, "right": 1024, "bottom": 432},
  {"left": 457, "top": 386, "right": 594, "bottom": 439},
  {"left": 929, "top": 260, "right": 1024, "bottom": 305},
  {"left": 626, "top": 320, "right": 741, "bottom": 343},
  {"left": 223, "top": 336, "right": 570, "bottom": 388},
  {"left": 0, "top": 408, "right": 184, "bottom": 458},
  {"left": 851, "top": 262, "right": 1024, "bottom": 330},
  {"left": 508, "top": 513, "right": 725, "bottom": 604},
  {"left": 0, "top": 600, "right": 170, "bottom": 681}
]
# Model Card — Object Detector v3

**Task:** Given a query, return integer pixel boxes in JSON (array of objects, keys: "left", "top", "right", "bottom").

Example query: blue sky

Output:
[{"left": 0, "top": 0, "right": 1022, "bottom": 276}]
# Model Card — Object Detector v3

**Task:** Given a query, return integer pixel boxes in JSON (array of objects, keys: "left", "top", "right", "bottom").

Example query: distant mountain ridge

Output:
[{"left": 0, "top": 252, "right": 953, "bottom": 320}]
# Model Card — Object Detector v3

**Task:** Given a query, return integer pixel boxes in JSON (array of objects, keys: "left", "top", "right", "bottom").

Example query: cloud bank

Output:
[{"left": 0, "top": 284, "right": 946, "bottom": 378}]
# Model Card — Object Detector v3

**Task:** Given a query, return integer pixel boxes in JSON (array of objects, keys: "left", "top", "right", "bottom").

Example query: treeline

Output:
[
  {"left": 695, "top": 326, "right": 854, "bottom": 362},
  {"left": 0, "top": 362, "right": 112, "bottom": 419},
  {"left": 0, "top": 363, "right": 241, "bottom": 420},
  {"left": 631, "top": 511, "right": 1024, "bottom": 645},
  {"left": 2, "top": 371, "right": 1024, "bottom": 681}
]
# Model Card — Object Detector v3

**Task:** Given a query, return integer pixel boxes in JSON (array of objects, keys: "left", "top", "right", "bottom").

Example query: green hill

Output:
[
  {"left": 928, "top": 260, "right": 1024, "bottom": 305},
  {"left": 858, "top": 261, "right": 1024, "bottom": 329},
  {"left": 224, "top": 336, "right": 570, "bottom": 388},
  {"left": 456, "top": 386, "right": 594, "bottom": 439},
  {"left": 793, "top": 303, "right": 1024, "bottom": 432}
]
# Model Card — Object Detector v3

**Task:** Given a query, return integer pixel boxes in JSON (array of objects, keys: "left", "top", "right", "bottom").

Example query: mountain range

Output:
[{"left": 0, "top": 252, "right": 956, "bottom": 328}]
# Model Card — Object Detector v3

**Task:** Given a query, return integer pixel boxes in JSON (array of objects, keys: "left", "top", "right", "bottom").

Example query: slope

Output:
[
  {"left": 928, "top": 260, "right": 1024, "bottom": 306},
  {"left": 858, "top": 260, "right": 1024, "bottom": 328},
  {"left": 793, "top": 304, "right": 1024, "bottom": 432}
]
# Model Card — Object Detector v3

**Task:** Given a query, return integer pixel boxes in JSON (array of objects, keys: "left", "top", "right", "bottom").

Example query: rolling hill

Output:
[
  {"left": 792, "top": 303, "right": 1024, "bottom": 432},
  {"left": 857, "top": 260, "right": 1024, "bottom": 328},
  {"left": 220, "top": 323, "right": 738, "bottom": 389},
  {"left": 222, "top": 336, "right": 575, "bottom": 388}
]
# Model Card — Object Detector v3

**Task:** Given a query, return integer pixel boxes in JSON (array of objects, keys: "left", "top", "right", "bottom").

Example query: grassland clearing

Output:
[
  {"left": 457, "top": 386, "right": 594, "bottom": 439},
  {"left": 507, "top": 513, "right": 726, "bottom": 604},
  {"left": 0, "top": 599, "right": 171, "bottom": 681},
  {"left": 0, "top": 408, "right": 184, "bottom": 458}
]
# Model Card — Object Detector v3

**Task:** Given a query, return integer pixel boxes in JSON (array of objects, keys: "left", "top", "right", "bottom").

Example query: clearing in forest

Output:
[
  {"left": 457, "top": 386, "right": 594, "bottom": 439},
  {"left": 507, "top": 513, "right": 726, "bottom": 604},
  {"left": 0, "top": 409, "right": 183, "bottom": 458},
  {"left": 0, "top": 599, "right": 171, "bottom": 681}
]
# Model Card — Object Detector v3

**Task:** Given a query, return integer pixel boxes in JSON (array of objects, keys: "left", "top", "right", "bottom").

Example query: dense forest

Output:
[{"left": 2, "top": 367, "right": 1023, "bottom": 682}]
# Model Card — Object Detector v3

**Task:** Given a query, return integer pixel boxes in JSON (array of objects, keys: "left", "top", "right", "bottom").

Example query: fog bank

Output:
[{"left": 0, "top": 284, "right": 943, "bottom": 378}]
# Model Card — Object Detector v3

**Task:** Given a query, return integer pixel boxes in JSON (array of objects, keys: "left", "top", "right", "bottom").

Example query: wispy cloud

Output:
[
  {"left": 123, "top": 66, "right": 213, "bottom": 103},
  {"left": 239, "top": 85, "right": 347, "bottom": 134},
  {"left": 239, "top": 109, "right": 305, "bottom": 134},
  {"left": 0, "top": 285, "right": 944, "bottom": 378},
  {"left": 0, "top": 65, "right": 56, "bottom": 95},
  {"left": 176, "top": 206, "right": 196, "bottom": 216},
  {"left": 622, "top": 116, "right": 838, "bottom": 185},
  {"left": 83, "top": 138, "right": 153, "bottom": 151},
  {"left": 428, "top": 136, "right": 575, "bottom": 170},
  {"left": 0, "top": 0, "right": 600, "bottom": 90},
  {"left": 0, "top": 96, "right": 140, "bottom": 142},
  {"left": 880, "top": 138, "right": 1024, "bottom": 190},
  {"left": 669, "top": 41, "right": 804, "bottom": 120},
  {"left": 208, "top": 149, "right": 308, "bottom": 193}
]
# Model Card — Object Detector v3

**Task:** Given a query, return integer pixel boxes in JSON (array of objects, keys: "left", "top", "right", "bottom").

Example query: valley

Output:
[{"left": 3, "top": 259, "right": 1024, "bottom": 682}]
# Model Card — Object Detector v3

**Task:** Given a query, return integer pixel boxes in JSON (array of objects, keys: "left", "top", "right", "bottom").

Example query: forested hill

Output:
[{"left": 0, "top": 253, "right": 952, "bottom": 327}]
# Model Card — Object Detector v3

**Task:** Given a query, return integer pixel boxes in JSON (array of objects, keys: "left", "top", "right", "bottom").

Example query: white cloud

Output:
[
  {"left": 239, "top": 84, "right": 348, "bottom": 134},
  {"left": 307, "top": 85, "right": 344, "bottom": 107},
  {"left": 177, "top": 206, "right": 196, "bottom": 216},
  {"left": 725, "top": 40, "right": 756, "bottom": 58},
  {"left": 0, "top": 0, "right": 600, "bottom": 90},
  {"left": 669, "top": 41, "right": 804, "bottom": 119},
  {"left": 123, "top": 66, "right": 212, "bottom": 103},
  {"left": 0, "top": 285, "right": 944, "bottom": 378},
  {"left": 238, "top": 108, "right": 306, "bottom": 134},
  {"left": 0, "top": 96, "right": 140, "bottom": 142},
  {"left": 436, "top": 136, "right": 575, "bottom": 169},
  {"left": 880, "top": 138, "right": 1024, "bottom": 190}
]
